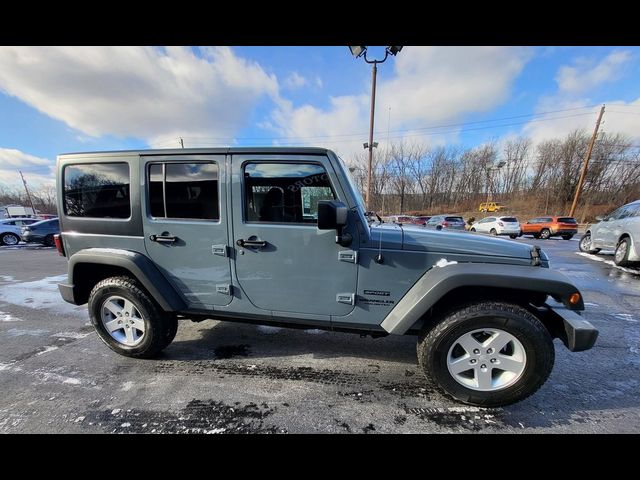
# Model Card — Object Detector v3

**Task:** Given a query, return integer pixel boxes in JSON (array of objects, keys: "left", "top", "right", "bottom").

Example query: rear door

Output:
[
  {"left": 141, "top": 155, "right": 232, "bottom": 308},
  {"left": 230, "top": 154, "right": 358, "bottom": 318}
]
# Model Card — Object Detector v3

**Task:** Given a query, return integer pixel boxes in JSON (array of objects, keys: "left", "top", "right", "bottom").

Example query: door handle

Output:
[
  {"left": 236, "top": 238, "right": 267, "bottom": 249},
  {"left": 150, "top": 233, "right": 178, "bottom": 244}
]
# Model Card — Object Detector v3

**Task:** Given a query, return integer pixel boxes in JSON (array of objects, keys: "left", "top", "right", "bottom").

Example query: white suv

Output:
[
  {"left": 471, "top": 216, "right": 521, "bottom": 239},
  {"left": 579, "top": 199, "right": 640, "bottom": 266}
]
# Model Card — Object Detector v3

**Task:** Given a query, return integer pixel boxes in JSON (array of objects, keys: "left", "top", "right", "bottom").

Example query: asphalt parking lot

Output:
[{"left": 1, "top": 237, "right": 639, "bottom": 433}]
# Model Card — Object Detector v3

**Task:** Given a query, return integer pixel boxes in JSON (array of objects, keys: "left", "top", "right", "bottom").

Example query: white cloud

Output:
[
  {"left": 0, "top": 148, "right": 54, "bottom": 188},
  {"left": 0, "top": 46, "right": 278, "bottom": 146},
  {"left": 556, "top": 50, "right": 632, "bottom": 95},
  {"left": 266, "top": 46, "right": 531, "bottom": 158},
  {"left": 284, "top": 72, "right": 307, "bottom": 89}
]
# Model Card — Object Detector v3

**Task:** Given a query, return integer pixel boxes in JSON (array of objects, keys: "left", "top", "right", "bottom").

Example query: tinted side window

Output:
[
  {"left": 619, "top": 205, "right": 638, "bottom": 219},
  {"left": 244, "top": 163, "right": 335, "bottom": 224},
  {"left": 64, "top": 163, "right": 130, "bottom": 218},
  {"left": 148, "top": 163, "right": 219, "bottom": 220}
]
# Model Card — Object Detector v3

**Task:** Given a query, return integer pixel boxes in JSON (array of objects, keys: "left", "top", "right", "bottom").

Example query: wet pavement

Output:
[{"left": 0, "top": 238, "right": 639, "bottom": 433}]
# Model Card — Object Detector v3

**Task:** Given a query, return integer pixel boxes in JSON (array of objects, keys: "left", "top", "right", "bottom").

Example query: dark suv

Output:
[{"left": 54, "top": 148, "right": 597, "bottom": 407}]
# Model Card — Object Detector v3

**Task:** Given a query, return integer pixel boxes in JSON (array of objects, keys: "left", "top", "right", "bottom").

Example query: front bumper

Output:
[{"left": 544, "top": 304, "right": 598, "bottom": 352}]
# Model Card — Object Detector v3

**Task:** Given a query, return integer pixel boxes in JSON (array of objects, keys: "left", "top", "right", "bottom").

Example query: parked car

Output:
[
  {"left": 479, "top": 202, "right": 506, "bottom": 213},
  {"left": 54, "top": 147, "right": 597, "bottom": 407},
  {"left": 21, "top": 218, "right": 60, "bottom": 246},
  {"left": 470, "top": 216, "right": 521, "bottom": 239},
  {"left": 521, "top": 216, "right": 578, "bottom": 240},
  {"left": 425, "top": 215, "right": 466, "bottom": 231},
  {"left": 0, "top": 217, "right": 39, "bottom": 245},
  {"left": 387, "top": 215, "right": 412, "bottom": 224},
  {"left": 579, "top": 199, "right": 640, "bottom": 266},
  {"left": 409, "top": 215, "right": 432, "bottom": 226}
]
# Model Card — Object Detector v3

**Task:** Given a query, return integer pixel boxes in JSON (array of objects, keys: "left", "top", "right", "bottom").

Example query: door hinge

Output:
[
  {"left": 336, "top": 293, "right": 355, "bottom": 305},
  {"left": 216, "top": 284, "right": 233, "bottom": 295},
  {"left": 212, "top": 244, "right": 228, "bottom": 257},
  {"left": 338, "top": 250, "right": 358, "bottom": 263}
]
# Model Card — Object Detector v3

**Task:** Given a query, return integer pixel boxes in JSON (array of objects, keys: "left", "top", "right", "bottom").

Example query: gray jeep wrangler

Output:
[{"left": 55, "top": 147, "right": 598, "bottom": 407}]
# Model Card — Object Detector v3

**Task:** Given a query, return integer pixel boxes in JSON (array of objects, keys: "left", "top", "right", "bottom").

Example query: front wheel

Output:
[
  {"left": 509, "top": 234, "right": 517, "bottom": 239},
  {"left": 88, "top": 276, "right": 177, "bottom": 358},
  {"left": 490, "top": 228, "right": 497, "bottom": 236},
  {"left": 417, "top": 302, "right": 555, "bottom": 407},
  {"left": 579, "top": 233, "right": 600, "bottom": 254}
]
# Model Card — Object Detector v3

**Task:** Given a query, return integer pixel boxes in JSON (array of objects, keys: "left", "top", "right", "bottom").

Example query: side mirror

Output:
[
  {"left": 595, "top": 215, "right": 604, "bottom": 222},
  {"left": 318, "top": 200, "right": 351, "bottom": 247}
]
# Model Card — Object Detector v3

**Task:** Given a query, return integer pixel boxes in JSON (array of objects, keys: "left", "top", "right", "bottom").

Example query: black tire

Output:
[
  {"left": 417, "top": 301, "right": 555, "bottom": 407},
  {"left": 509, "top": 234, "right": 517, "bottom": 239},
  {"left": 0, "top": 232, "right": 20, "bottom": 246},
  {"left": 540, "top": 228, "right": 551, "bottom": 240},
  {"left": 470, "top": 228, "right": 476, "bottom": 232},
  {"left": 532, "top": 233, "right": 540, "bottom": 239},
  {"left": 490, "top": 228, "right": 497, "bottom": 236},
  {"left": 88, "top": 276, "right": 177, "bottom": 358},
  {"left": 436, "top": 225, "right": 443, "bottom": 230},
  {"left": 614, "top": 237, "right": 633, "bottom": 267},
  {"left": 578, "top": 233, "right": 600, "bottom": 254},
  {"left": 562, "top": 235, "right": 573, "bottom": 240},
  {"left": 43, "top": 234, "right": 54, "bottom": 247}
]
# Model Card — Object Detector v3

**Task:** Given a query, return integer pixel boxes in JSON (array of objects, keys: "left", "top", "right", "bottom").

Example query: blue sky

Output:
[{"left": 1, "top": 46, "right": 639, "bottom": 188}]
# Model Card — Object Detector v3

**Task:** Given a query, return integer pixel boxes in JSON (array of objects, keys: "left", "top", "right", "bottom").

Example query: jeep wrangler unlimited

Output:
[{"left": 55, "top": 148, "right": 597, "bottom": 407}]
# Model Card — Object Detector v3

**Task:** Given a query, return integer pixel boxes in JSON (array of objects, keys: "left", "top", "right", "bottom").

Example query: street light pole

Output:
[
  {"left": 349, "top": 46, "right": 403, "bottom": 211},
  {"left": 366, "top": 61, "right": 378, "bottom": 210}
]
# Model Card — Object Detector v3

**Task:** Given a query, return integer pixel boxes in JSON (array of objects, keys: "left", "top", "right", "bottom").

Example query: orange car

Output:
[{"left": 521, "top": 216, "right": 578, "bottom": 240}]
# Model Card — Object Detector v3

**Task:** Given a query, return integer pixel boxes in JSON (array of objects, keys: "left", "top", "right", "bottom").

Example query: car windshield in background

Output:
[
  {"left": 445, "top": 216, "right": 464, "bottom": 223},
  {"left": 501, "top": 217, "right": 518, "bottom": 222},
  {"left": 558, "top": 217, "right": 577, "bottom": 223}
]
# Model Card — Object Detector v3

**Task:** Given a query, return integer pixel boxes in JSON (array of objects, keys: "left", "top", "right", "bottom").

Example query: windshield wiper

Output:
[{"left": 365, "top": 211, "right": 383, "bottom": 223}]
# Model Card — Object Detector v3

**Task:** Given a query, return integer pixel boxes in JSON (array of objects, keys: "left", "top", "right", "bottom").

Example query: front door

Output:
[
  {"left": 230, "top": 155, "right": 358, "bottom": 317},
  {"left": 142, "top": 155, "right": 232, "bottom": 308}
]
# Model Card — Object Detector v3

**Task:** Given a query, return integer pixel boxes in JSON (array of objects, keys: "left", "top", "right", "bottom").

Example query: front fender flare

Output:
[
  {"left": 63, "top": 248, "right": 186, "bottom": 311},
  {"left": 380, "top": 263, "right": 583, "bottom": 335}
]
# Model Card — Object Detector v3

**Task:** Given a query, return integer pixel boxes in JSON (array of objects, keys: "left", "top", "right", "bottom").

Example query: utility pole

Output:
[
  {"left": 19, "top": 170, "right": 37, "bottom": 216},
  {"left": 179, "top": 137, "right": 185, "bottom": 149},
  {"left": 569, "top": 105, "right": 605, "bottom": 217}
]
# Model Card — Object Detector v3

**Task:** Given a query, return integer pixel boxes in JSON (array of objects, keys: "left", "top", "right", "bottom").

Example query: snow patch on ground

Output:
[
  {"left": 575, "top": 252, "right": 640, "bottom": 275},
  {"left": 584, "top": 302, "right": 600, "bottom": 307},
  {"left": 305, "top": 329, "right": 326, "bottom": 334},
  {"left": 120, "top": 381, "right": 135, "bottom": 391},
  {"left": 4, "top": 328, "right": 49, "bottom": 337},
  {"left": 35, "top": 345, "right": 59, "bottom": 356},
  {"left": 51, "top": 331, "right": 92, "bottom": 340},
  {"left": 0, "top": 274, "right": 88, "bottom": 318},
  {"left": 0, "top": 311, "right": 21, "bottom": 322},
  {"left": 1, "top": 276, "right": 15, "bottom": 282},
  {"left": 613, "top": 313, "right": 638, "bottom": 323},
  {"left": 257, "top": 325, "right": 282, "bottom": 334}
]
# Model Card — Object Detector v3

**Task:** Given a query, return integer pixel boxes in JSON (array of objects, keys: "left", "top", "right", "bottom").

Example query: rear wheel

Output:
[
  {"left": 417, "top": 301, "right": 554, "bottom": 407},
  {"left": 490, "top": 228, "right": 497, "bottom": 236},
  {"left": 614, "top": 237, "right": 633, "bottom": 267},
  {"left": 1, "top": 232, "right": 20, "bottom": 246},
  {"left": 579, "top": 233, "right": 600, "bottom": 254},
  {"left": 509, "top": 234, "right": 517, "bottom": 239},
  {"left": 88, "top": 276, "right": 177, "bottom": 358},
  {"left": 540, "top": 228, "right": 551, "bottom": 240},
  {"left": 470, "top": 228, "right": 476, "bottom": 232},
  {"left": 43, "top": 234, "right": 54, "bottom": 247}
]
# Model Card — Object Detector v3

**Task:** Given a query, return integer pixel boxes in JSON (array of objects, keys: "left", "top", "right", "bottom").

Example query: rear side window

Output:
[
  {"left": 501, "top": 217, "right": 518, "bottom": 222},
  {"left": 541, "top": 217, "right": 553, "bottom": 223},
  {"left": 64, "top": 163, "right": 130, "bottom": 218},
  {"left": 148, "top": 163, "right": 219, "bottom": 220},
  {"left": 557, "top": 217, "right": 577, "bottom": 224},
  {"left": 445, "top": 216, "right": 464, "bottom": 222}
]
